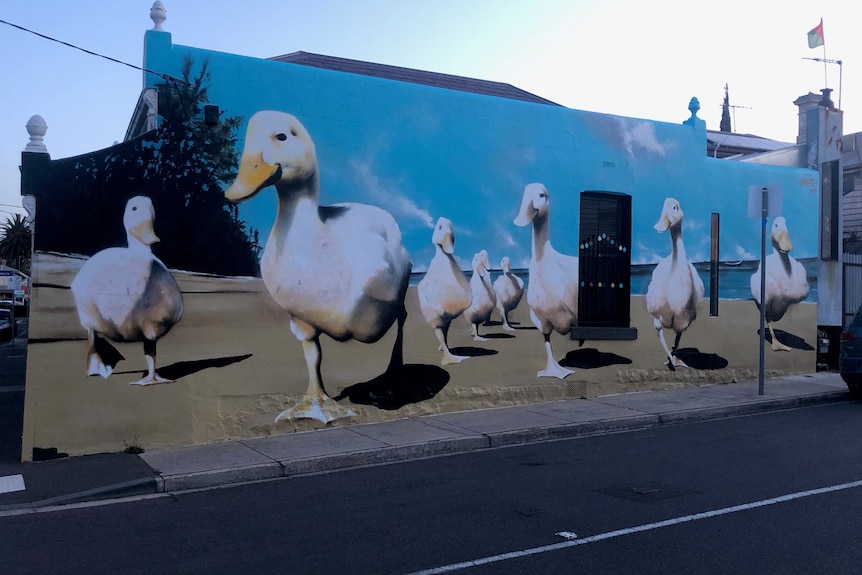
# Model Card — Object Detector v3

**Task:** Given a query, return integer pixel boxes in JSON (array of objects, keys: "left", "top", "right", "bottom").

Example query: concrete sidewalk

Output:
[{"left": 0, "top": 371, "right": 852, "bottom": 512}]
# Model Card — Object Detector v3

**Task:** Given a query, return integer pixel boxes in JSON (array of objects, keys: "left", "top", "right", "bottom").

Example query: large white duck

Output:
[
  {"left": 225, "top": 110, "right": 412, "bottom": 423},
  {"left": 70, "top": 196, "right": 183, "bottom": 385},
  {"left": 750, "top": 216, "right": 809, "bottom": 351},
  {"left": 493, "top": 256, "right": 524, "bottom": 331},
  {"left": 514, "top": 183, "right": 579, "bottom": 379},
  {"left": 464, "top": 249, "right": 496, "bottom": 342},
  {"left": 645, "top": 197, "right": 704, "bottom": 368},
  {"left": 417, "top": 217, "right": 472, "bottom": 365}
]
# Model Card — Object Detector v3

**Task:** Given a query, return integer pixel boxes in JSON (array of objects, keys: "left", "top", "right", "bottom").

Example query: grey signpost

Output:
[{"left": 749, "top": 184, "right": 783, "bottom": 395}]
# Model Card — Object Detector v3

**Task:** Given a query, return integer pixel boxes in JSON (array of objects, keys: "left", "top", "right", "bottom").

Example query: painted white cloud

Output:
[
  {"left": 617, "top": 118, "right": 669, "bottom": 158},
  {"left": 734, "top": 245, "right": 755, "bottom": 261},
  {"left": 350, "top": 160, "right": 435, "bottom": 228}
]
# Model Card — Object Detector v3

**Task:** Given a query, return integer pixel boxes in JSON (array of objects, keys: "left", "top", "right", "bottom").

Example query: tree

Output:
[
  {"left": 0, "top": 214, "right": 31, "bottom": 274},
  {"left": 30, "top": 56, "right": 260, "bottom": 277},
  {"left": 720, "top": 83, "right": 732, "bottom": 133}
]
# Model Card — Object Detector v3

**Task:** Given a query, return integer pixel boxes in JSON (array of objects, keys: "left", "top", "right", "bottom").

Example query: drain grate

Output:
[{"left": 593, "top": 481, "right": 699, "bottom": 503}]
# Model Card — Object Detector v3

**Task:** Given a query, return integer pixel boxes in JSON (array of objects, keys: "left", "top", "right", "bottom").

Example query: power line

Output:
[{"left": 0, "top": 18, "right": 185, "bottom": 85}]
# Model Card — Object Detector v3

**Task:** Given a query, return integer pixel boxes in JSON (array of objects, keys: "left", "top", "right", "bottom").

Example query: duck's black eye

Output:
[
  {"left": 275, "top": 133, "right": 287, "bottom": 141},
  {"left": 290, "top": 128, "right": 298, "bottom": 136},
  {"left": 132, "top": 206, "right": 138, "bottom": 211}
]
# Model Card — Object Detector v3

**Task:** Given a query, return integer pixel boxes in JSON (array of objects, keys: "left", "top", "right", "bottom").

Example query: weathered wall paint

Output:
[{"left": 20, "top": 29, "right": 820, "bottom": 459}]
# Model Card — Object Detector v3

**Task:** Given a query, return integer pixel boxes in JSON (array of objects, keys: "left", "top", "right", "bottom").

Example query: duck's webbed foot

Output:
[{"left": 275, "top": 395, "right": 356, "bottom": 424}]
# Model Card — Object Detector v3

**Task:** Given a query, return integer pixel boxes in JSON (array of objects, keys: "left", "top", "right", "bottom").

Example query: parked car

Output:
[
  {"left": 840, "top": 307, "right": 862, "bottom": 395},
  {"left": 0, "top": 308, "right": 14, "bottom": 341}
]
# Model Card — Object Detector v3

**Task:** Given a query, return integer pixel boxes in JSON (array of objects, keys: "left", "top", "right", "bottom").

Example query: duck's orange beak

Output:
[{"left": 225, "top": 151, "right": 279, "bottom": 202}]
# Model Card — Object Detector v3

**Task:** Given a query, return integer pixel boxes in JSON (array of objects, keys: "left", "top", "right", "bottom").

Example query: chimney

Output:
[{"left": 793, "top": 92, "right": 822, "bottom": 145}]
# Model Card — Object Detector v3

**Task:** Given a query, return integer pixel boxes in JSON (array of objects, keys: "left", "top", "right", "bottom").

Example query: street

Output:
[{"left": 3, "top": 400, "right": 862, "bottom": 574}]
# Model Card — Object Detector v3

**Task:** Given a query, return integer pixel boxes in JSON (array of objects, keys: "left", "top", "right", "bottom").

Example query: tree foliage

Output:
[
  {"left": 0, "top": 214, "right": 31, "bottom": 274},
  {"left": 31, "top": 56, "right": 260, "bottom": 277}
]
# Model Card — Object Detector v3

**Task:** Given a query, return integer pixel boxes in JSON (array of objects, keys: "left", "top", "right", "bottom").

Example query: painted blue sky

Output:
[
  {"left": 144, "top": 34, "right": 818, "bottom": 272},
  {"left": 1, "top": 0, "right": 849, "bottom": 230}
]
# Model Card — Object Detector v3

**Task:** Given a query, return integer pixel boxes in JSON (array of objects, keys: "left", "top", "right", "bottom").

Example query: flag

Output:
[{"left": 807, "top": 18, "right": 824, "bottom": 49}]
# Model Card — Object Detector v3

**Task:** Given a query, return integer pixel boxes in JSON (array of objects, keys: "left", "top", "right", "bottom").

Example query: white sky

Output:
[{"left": 0, "top": 0, "right": 854, "bottom": 219}]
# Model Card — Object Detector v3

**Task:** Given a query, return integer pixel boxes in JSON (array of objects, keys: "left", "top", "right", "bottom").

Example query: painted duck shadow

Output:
[
  {"left": 756, "top": 329, "right": 815, "bottom": 352},
  {"left": 668, "top": 348, "right": 729, "bottom": 371},
  {"left": 115, "top": 354, "right": 254, "bottom": 381},
  {"left": 333, "top": 363, "right": 450, "bottom": 410},
  {"left": 560, "top": 347, "right": 632, "bottom": 369}
]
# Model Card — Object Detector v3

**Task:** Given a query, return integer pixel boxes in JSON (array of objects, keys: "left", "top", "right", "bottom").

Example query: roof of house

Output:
[
  {"left": 706, "top": 130, "right": 794, "bottom": 158},
  {"left": 269, "top": 51, "right": 562, "bottom": 107}
]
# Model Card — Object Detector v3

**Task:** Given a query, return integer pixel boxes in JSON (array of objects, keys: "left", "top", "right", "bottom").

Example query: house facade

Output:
[{"left": 19, "top": 8, "right": 829, "bottom": 460}]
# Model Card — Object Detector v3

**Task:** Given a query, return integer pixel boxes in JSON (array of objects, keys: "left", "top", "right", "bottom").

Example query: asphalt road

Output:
[{"left": 3, "top": 401, "right": 862, "bottom": 574}]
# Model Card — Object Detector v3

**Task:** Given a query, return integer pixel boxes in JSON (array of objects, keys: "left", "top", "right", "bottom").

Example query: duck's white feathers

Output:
[
  {"left": 417, "top": 218, "right": 471, "bottom": 329},
  {"left": 750, "top": 217, "right": 809, "bottom": 322},
  {"left": 465, "top": 250, "right": 496, "bottom": 327}
]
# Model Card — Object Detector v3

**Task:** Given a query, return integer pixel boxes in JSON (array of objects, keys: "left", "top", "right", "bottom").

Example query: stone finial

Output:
[
  {"left": 150, "top": 1, "right": 167, "bottom": 31},
  {"left": 683, "top": 97, "right": 706, "bottom": 129},
  {"left": 25, "top": 115, "right": 48, "bottom": 153}
]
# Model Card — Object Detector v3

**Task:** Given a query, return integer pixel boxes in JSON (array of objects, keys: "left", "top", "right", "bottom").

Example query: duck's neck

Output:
[
  {"left": 670, "top": 224, "right": 686, "bottom": 265},
  {"left": 531, "top": 212, "right": 551, "bottom": 260},
  {"left": 126, "top": 235, "right": 153, "bottom": 255},
  {"left": 272, "top": 173, "right": 321, "bottom": 238},
  {"left": 773, "top": 241, "right": 792, "bottom": 275}
]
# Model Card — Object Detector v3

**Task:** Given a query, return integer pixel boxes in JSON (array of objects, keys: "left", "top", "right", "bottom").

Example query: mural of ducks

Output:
[
  {"left": 514, "top": 183, "right": 579, "bottom": 379},
  {"left": 70, "top": 196, "right": 184, "bottom": 385},
  {"left": 493, "top": 256, "right": 524, "bottom": 331},
  {"left": 464, "top": 249, "right": 496, "bottom": 342},
  {"left": 225, "top": 110, "right": 412, "bottom": 423},
  {"left": 750, "top": 216, "right": 810, "bottom": 351},
  {"left": 418, "top": 217, "right": 472, "bottom": 365},
  {"left": 645, "top": 198, "right": 704, "bottom": 368}
]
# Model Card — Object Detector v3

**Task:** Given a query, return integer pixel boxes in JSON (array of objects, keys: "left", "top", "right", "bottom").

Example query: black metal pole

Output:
[{"left": 759, "top": 188, "right": 768, "bottom": 395}]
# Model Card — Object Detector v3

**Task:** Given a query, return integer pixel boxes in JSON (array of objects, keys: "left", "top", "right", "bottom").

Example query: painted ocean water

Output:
[{"left": 409, "top": 257, "right": 818, "bottom": 303}]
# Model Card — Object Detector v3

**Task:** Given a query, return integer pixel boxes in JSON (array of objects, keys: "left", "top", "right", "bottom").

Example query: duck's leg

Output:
[
  {"left": 654, "top": 318, "right": 687, "bottom": 368},
  {"left": 537, "top": 332, "right": 573, "bottom": 379},
  {"left": 385, "top": 304, "right": 407, "bottom": 372},
  {"left": 435, "top": 325, "right": 467, "bottom": 365},
  {"left": 670, "top": 331, "right": 689, "bottom": 367},
  {"left": 275, "top": 320, "right": 356, "bottom": 424},
  {"left": 129, "top": 340, "right": 173, "bottom": 385},
  {"left": 86, "top": 330, "right": 122, "bottom": 379},
  {"left": 470, "top": 322, "right": 489, "bottom": 342},
  {"left": 767, "top": 321, "right": 792, "bottom": 352},
  {"left": 501, "top": 307, "right": 517, "bottom": 331}
]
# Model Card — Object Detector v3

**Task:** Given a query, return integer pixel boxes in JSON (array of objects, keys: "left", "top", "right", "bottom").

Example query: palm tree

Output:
[{"left": 0, "top": 214, "right": 32, "bottom": 274}]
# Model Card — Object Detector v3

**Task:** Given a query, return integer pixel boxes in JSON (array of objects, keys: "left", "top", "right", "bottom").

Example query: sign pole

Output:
[{"left": 759, "top": 187, "right": 768, "bottom": 396}]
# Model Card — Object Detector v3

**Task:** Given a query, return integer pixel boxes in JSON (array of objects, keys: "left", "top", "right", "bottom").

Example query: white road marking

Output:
[
  {"left": 0, "top": 474, "right": 25, "bottom": 494},
  {"left": 405, "top": 479, "right": 862, "bottom": 574}
]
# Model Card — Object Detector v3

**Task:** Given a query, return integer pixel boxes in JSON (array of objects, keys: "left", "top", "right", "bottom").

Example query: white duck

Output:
[
  {"left": 750, "top": 216, "right": 809, "bottom": 351},
  {"left": 514, "top": 183, "right": 579, "bottom": 379},
  {"left": 225, "top": 110, "right": 412, "bottom": 423},
  {"left": 493, "top": 256, "right": 524, "bottom": 331},
  {"left": 464, "top": 249, "right": 496, "bottom": 342},
  {"left": 70, "top": 196, "right": 183, "bottom": 385},
  {"left": 417, "top": 217, "right": 472, "bottom": 365},
  {"left": 645, "top": 198, "right": 704, "bottom": 368}
]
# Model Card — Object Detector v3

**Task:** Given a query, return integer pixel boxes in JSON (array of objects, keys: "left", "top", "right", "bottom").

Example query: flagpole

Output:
[{"left": 822, "top": 39, "right": 828, "bottom": 88}]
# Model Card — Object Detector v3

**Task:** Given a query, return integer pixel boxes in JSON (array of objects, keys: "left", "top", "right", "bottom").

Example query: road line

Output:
[{"left": 404, "top": 478, "right": 862, "bottom": 574}]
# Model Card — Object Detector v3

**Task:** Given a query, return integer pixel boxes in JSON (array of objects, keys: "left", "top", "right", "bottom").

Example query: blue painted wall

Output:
[{"left": 144, "top": 30, "right": 819, "bottom": 302}]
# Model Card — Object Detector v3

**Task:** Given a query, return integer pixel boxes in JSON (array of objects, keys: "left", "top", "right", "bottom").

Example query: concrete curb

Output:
[
  {"left": 149, "top": 390, "right": 851, "bottom": 494},
  {"left": 3, "top": 388, "right": 846, "bottom": 509}
]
